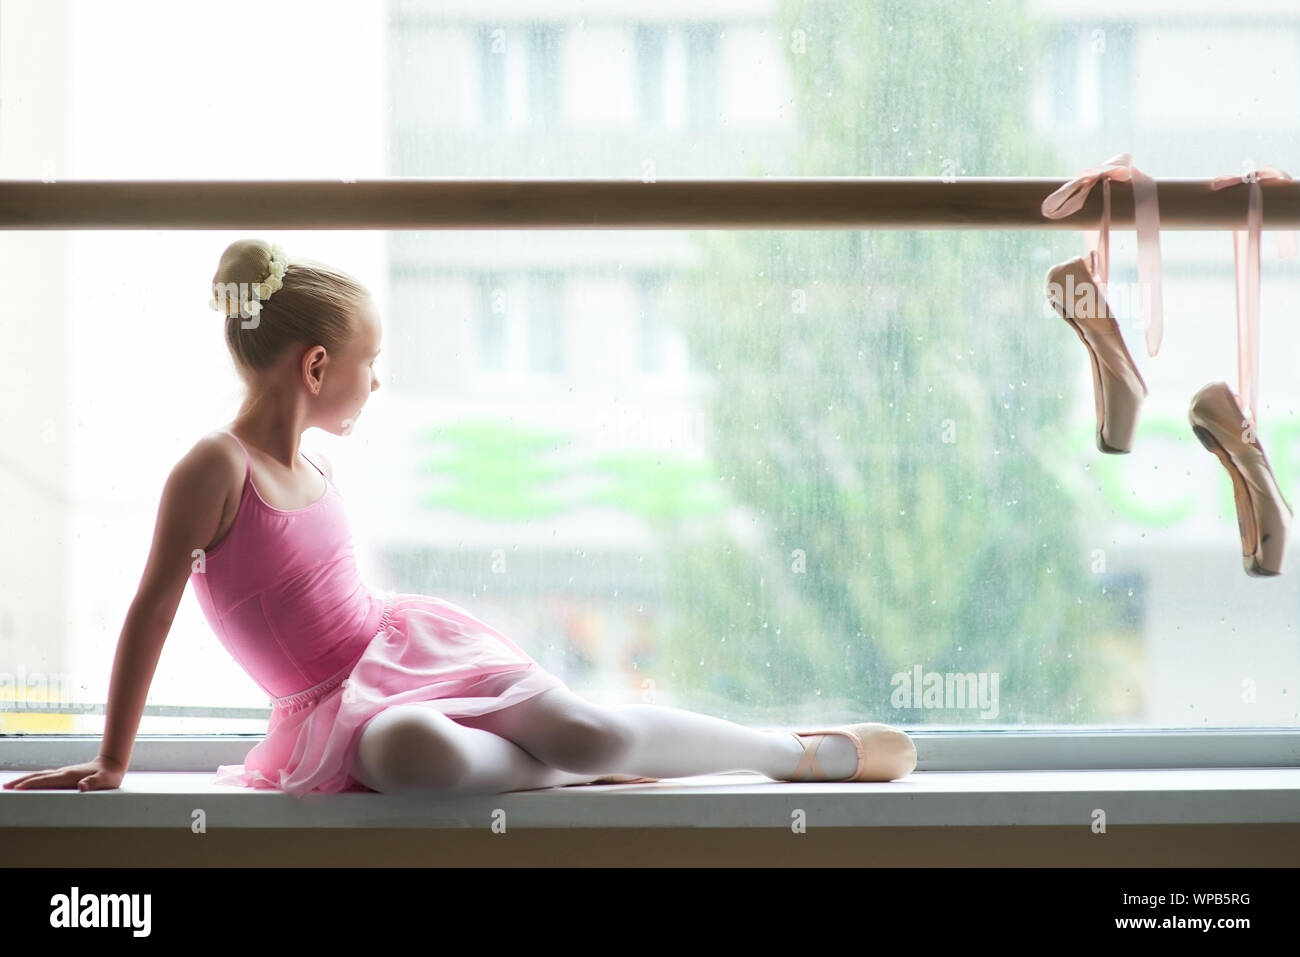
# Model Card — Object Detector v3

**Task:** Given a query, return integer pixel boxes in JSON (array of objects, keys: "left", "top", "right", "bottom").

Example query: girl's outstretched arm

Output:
[{"left": 4, "top": 435, "right": 235, "bottom": 791}]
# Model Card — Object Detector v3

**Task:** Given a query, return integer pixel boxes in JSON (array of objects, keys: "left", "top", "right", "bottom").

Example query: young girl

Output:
[{"left": 3, "top": 238, "right": 917, "bottom": 799}]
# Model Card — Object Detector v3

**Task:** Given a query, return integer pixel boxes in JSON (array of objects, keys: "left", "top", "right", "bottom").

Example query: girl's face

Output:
[{"left": 313, "top": 299, "right": 382, "bottom": 436}]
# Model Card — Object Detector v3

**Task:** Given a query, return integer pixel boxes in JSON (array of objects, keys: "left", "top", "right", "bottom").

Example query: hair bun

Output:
[{"left": 209, "top": 239, "right": 289, "bottom": 318}]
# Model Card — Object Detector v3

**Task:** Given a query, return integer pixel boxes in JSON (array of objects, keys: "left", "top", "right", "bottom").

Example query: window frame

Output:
[
  {"left": 1, "top": 175, "right": 1298, "bottom": 774},
  {"left": 5, "top": 730, "right": 1298, "bottom": 773}
]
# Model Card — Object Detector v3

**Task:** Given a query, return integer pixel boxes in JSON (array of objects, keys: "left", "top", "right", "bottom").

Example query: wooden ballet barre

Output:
[{"left": 1, "top": 178, "right": 1299, "bottom": 229}]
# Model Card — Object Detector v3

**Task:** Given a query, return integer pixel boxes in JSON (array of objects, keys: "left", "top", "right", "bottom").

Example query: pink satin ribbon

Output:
[
  {"left": 1041, "top": 153, "right": 1165, "bottom": 357},
  {"left": 1208, "top": 166, "right": 1300, "bottom": 428}
]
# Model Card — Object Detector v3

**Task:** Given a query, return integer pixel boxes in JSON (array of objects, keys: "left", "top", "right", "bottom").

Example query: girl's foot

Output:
[
  {"left": 778, "top": 731, "right": 859, "bottom": 780},
  {"left": 781, "top": 724, "right": 917, "bottom": 781}
]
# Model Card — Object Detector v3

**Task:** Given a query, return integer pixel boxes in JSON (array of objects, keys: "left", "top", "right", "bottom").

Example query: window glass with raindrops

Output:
[{"left": 2, "top": 0, "right": 1297, "bottom": 739}]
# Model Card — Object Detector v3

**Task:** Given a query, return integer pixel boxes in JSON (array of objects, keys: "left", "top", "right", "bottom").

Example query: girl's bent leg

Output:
[
  {"left": 456, "top": 687, "right": 861, "bottom": 781},
  {"left": 353, "top": 704, "right": 600, "bottom": 797}
]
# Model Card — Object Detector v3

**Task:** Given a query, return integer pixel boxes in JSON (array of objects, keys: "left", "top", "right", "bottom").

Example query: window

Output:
[
  {"left": 2, "top": 1, "right": 1298, "bottom": 771},
  {"left": 1098, "top": 22, "right": 1134, "bottom": 132},
  {"left": 526, "top": 272, "right": 564, "bottom": 374},
  {"left": 478, "top": 24, "right": 508, "bottom": 128},
  {"left": 636, "top": 24, "right": 668, "bottom": 128},
  {"left": 476, "top": 271, "right": 510, "bottom": 373},
  {"left": 526, "top": 24, "right": 562, "bottom": 129},
  {"left": 474, "top": 21, "right": 562, "bottom": 131},
  {"left": 467, "top": 271, "right": 564, "bottom": 378},
  {"left": 684, "top": 22, "right": 719, "bottom": 131},
  {"left": 638, "top": 274, "right": 667, "bottom": 374}
]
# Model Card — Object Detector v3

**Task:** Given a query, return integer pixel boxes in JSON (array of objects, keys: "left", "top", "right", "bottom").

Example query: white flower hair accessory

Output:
[{"left": 209, "top": 243, "right": 288, "bottom": 318}]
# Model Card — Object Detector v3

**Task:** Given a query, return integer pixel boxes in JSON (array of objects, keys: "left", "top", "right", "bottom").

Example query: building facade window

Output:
[{"left": 636, "top": 24, "right": 668, "bottom": 127}]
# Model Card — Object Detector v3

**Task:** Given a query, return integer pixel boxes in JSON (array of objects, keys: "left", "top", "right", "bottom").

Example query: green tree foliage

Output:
[{"left": 650, "top": 0, "right": 1133, "bottom": 725}]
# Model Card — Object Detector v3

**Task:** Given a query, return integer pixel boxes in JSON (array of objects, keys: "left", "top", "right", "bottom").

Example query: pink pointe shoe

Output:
[
  {"left": 1188, "top": 380, "right": 1293, "bottom": 576},
  {"left": 1196, "top": 164, "right": 1300, "bottom": 576},
  {"left": 782, "top": 722, "right": 917, "bottom": 782},
  {"left": 1040, "top": 153, "right": 1165, "bottom": 455},
  {"left": 1045, "top": 255, "right": 1149, "bottom": 454}
]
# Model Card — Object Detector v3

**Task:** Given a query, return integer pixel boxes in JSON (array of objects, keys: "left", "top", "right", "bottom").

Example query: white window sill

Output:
[{"left": 3, "top": 768, "right": 1298, "bottom": 829}]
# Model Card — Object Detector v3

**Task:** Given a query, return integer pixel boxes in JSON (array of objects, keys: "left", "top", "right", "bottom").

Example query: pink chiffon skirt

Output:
[{"left": 212, "top": 591, "right": 570, "bottom": 797}]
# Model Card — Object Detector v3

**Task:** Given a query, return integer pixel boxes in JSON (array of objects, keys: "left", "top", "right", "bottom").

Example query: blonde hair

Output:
[{"left": 210, "top": 238, "right": 371, "bottom": 388}]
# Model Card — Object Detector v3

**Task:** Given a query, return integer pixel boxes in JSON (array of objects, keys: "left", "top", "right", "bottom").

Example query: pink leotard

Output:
[{"left": 188, "top": 429, "right": 388, "bottom": 706}]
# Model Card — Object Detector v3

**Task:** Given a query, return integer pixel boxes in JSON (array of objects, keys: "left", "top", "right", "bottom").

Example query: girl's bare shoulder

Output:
[
  {"left": 190, "top": 429, "right": 245, "bottom": 475},
  {"left": 162, "top": 431, "right": 245, "bottom": 508}
]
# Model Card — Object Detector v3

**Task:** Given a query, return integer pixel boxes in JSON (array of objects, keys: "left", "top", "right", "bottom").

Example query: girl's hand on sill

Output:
[{"left": 2, "top": 757, "right": 124, "bottom": 792}]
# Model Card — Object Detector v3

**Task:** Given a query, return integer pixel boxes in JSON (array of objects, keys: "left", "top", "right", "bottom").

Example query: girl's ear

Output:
[{"left": 302, "top": 345, "right": 328, "bottom": 395}]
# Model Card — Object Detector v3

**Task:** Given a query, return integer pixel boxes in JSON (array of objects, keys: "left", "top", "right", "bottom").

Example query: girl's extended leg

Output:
[
  {"left": 456, "top": 686, "right": 861, "bottom": 782},
  {"left": 352, "top": 704, "right": 603, "bottom": 797}
]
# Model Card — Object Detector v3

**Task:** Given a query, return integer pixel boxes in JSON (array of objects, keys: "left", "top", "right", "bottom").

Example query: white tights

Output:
[{"left": 351, "top": 686, "right": 861, "bottom": 796}]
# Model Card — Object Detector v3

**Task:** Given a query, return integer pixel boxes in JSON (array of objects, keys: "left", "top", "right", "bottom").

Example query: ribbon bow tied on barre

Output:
[{"left": 1041, "top": 152, "right": 1165, "bottom": 358}]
